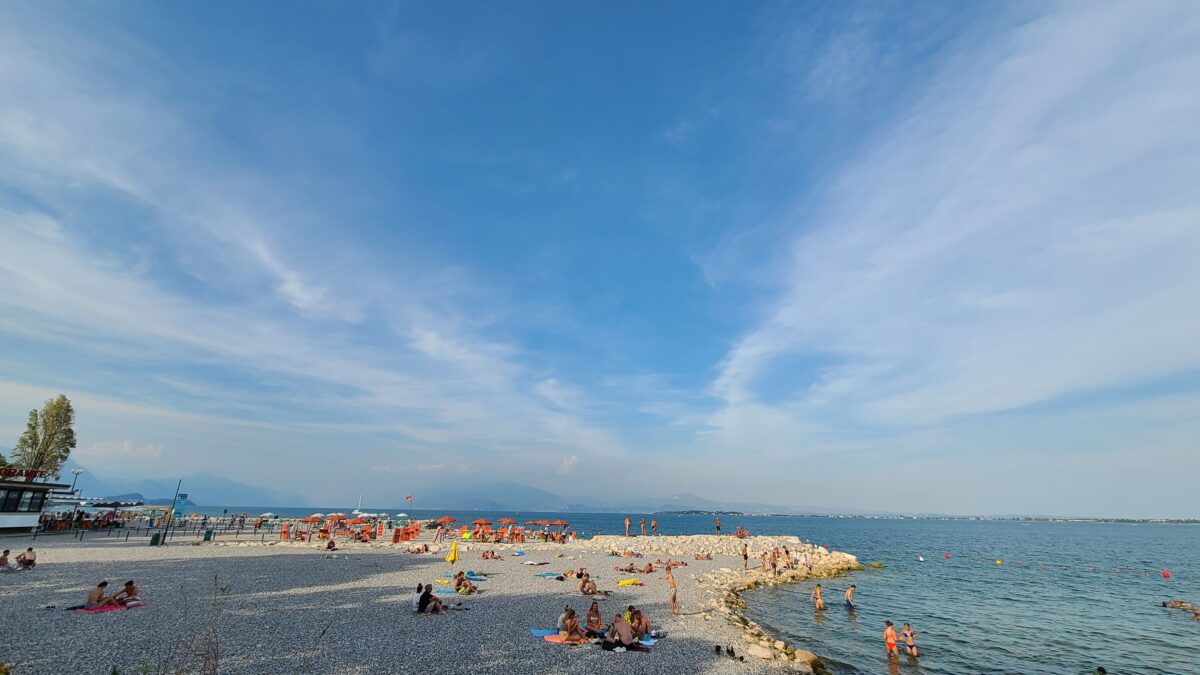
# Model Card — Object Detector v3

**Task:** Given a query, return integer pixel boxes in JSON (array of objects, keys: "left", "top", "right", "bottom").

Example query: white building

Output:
[{"left": 0, "top": 469, "right": 69, "bottom": 533}]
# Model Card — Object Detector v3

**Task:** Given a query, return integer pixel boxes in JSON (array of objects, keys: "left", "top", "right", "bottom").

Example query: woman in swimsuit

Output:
[
  {"left": 883, "top": 621, "right": 899, "bottom": 657},
  {"left": 901, "top": 623, "right": 918, "bottom": 656},
  {"left": 811, "top": 584, "right": 825, "bottom": 610},
  {"left": 585, "top": 601, "right": 606, "bottom": 637}
]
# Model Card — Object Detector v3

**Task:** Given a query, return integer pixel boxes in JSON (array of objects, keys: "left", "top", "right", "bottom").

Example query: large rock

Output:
[{"left": 746, "top": 644, "right": 774, "bottom": 660}]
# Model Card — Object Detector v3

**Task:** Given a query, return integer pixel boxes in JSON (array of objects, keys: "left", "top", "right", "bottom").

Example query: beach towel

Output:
[
  {"left": 74, "top": 604, "right": 142, "bottom": 614},
  {"left": 533, "top": 572, "right": 560, "bottom": 578},
  {"left": 522, "top": 561, "right": 550, "bottom": 566},
  {"left": 617, "top": 578, "right": 642, "bottom": 586},
  {"left": 528, "top": 629, "right": 557, "bottom": 637},
  {"left": 542, "top": 635, "right": 586, "bottom": 645}
]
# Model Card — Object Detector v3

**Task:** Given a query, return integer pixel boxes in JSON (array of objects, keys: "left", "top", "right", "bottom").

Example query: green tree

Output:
[{"left": 11, "top": 395, "right": 76, "bottom": 480}]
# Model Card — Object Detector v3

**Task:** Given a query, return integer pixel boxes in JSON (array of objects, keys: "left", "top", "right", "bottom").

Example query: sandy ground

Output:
[{"left": 0, "top": 531, "right": 809, "bottom": 675}]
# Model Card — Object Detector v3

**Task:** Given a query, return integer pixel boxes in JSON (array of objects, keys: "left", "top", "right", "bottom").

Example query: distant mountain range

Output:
[
  {"left": 412, "top": 481, "right": 859, "bottom": 515},
  {"left": 61, "top": 459, "right": 309, "bottom": 507}
]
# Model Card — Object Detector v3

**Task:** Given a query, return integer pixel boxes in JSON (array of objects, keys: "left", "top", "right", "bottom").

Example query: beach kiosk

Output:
[{"left": 0, "top": 468, "right": 70, "bottom": 533}]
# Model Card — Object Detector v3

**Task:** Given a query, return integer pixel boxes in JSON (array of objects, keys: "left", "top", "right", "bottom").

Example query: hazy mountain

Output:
[
  {"left": 416, "top": 481, "right": 603, "bottom": 512},
  {"left": 60, "top": 460, "right": 308, "bottom": 507}
]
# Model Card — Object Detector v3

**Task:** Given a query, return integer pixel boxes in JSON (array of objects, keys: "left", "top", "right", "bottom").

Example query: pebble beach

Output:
[{"left": 0, "top": 530, "right": 858, "bottom": 675}]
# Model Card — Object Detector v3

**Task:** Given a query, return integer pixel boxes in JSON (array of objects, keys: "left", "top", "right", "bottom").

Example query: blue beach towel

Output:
[
  {"left": 534, "top": 572, "right": 560, "bottom": 578},
  {"left": 529, "top": 629, "right": 557, "bottom": 637}
]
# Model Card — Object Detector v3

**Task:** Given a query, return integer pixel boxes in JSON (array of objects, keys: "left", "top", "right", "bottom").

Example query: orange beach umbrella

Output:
[
  {"left": 299, "top": 516, "right": 321, "bottom": 523},
  {"left": 434, "top": 516, "right": 457, "bottom": 524},
  {"left": 498, "top": 518, "right": 517, "bottom": 524},
  {"left": 347, "top": 518, "right": 367, "bottom": 525},
  {"left": 472, "top": 519, "right": 492, "bottom": 525}
]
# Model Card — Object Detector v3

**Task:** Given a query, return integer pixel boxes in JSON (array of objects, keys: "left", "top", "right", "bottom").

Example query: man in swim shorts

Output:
[
  {"left": 665, "top": 564, "right": 679, "bottom": 615},
  {"left": 844, "top": 585, "right": 856, "bottom": 609},
  {"left": 624, "top": 516, "right": 631, "bottom": 537},
  {"left": 742, "top": 542, "right": 749, "bottom": 571},
  {"left": 884, "top": 621, "right": 899, "bottom": 657}
]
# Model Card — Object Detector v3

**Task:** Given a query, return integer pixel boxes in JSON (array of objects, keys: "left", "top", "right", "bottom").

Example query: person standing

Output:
[
  {"left": 640, "top": 516, "right": 646, "bottom": 536},
  {"left": 715, "top": 517, "right": 721, "bottom": 534},
  {"left": 651, "top": 517, "right": 658, "bottom": 536},
  {"left": 664, "top": 563, "right": 680, "bottom": 615},
  {"left": 900, "top": 623, "right": 918, "bottom": 657},
  {"left": 844, "top": 585, "right": 856, "bottom": 609},
  {"left": 741, "top": 542, "right": 749, "bottom": 571},
  {"left": 624, "top": 516, "right": 631, "bottom": 537},
  {"left": 811, "top": 584, "right": 825, "bottom": 610},
  {"left": 883, "top": 621, "right": 899, "bottom": 658}
]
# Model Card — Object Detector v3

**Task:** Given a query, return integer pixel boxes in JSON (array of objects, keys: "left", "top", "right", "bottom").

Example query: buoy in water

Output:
[
  {"left": 995, "top": 559, "right": 1003, "bottom": 565},
  {"left": 918, "top": 556, "right": 925, "bottom": 562},
  {"left": 1162, "top": 569, "right": 1171, "bottom": 579},
  {"left": 944, "top": 552, "right": 951, "bottom": 559}
]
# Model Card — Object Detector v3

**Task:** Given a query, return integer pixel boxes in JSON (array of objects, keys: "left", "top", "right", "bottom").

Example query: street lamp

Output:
[
  {"left": 69, "top": 468, "right": 86, "bottom": 527},
  {"left": 70, "top": 468, "right": 85, "bottom": 494}
]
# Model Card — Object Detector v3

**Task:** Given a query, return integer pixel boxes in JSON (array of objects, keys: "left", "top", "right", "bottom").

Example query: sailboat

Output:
[{"left": 352, "top": 495, "right": 364, "bottom": 516}]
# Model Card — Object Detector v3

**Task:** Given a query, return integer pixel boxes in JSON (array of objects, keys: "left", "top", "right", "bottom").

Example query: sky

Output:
[{"left": 1, "top": 1, "right": 1198, "bottom": 518}]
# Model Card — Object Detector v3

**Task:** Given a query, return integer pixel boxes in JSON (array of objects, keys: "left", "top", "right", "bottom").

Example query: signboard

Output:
[
  {"left": 0, "top": 468, "right": 47, "bottom": 479},
  {"left": 178, "top": 493, "right": 189, "bottom": 500}
]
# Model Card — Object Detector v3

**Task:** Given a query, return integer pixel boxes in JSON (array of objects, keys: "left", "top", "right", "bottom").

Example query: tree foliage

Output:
[{"left": 11, "top": 394, "right": 76, "bottom": 480}]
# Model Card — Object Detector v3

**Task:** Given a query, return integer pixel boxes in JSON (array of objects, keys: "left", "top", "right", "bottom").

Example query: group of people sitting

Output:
[
  {"left": 1164, "top": 599, "right": 1200, "bottom": 620},
  {"left": 85, "top": 580, "right": 142, "bottom": 609},
  {"left": 555, "top": 602, "right": 655, "bottom": 650},
  {"left": 412, "top": 583, "right": 451, "bottom": 614},
  {"left": 0, "top": 548, "right": 36, "bottom": 571},
  {"left": 479, "top": 550, "right": 501, "bottom": 560}
]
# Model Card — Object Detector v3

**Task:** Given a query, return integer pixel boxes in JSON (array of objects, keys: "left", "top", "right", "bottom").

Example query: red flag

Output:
[{"left": 406, "top": 495, "right": 413, "bottom": 501}]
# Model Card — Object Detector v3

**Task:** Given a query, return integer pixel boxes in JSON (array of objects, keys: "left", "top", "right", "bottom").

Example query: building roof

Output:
[{"left": 0, "top": 479, "right": 71, "bottom": 491}]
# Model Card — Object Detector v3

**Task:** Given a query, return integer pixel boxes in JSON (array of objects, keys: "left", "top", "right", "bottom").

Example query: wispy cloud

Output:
[{"left": 712, "top": 2, "right": 1200, "bottom": 432}]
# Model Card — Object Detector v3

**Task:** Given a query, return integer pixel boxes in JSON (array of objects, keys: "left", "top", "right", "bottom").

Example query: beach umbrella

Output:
[
  {"left": 260, "top": 512, "right": 276, "bottom": 518},
  {"left": 434, "top": 516, "right": 456, "bottom": 524},
  {"left": 299, "top": 516, "right": 321, "bottom": 523},
  {"left": 310, "top": 513, "right": 325, "bottom": 518},
  {"left": 549, "top": 520, "right": 569, "bottom": 527},
  {"left": 471, "top": 519, "right": 492, "bottom": 525},
  {"left": 498, "top": 518, "right": 517, "bottom": 524},
  {"left": 446, "top": 541, "right": 459, "bottom": 566},
  {"left": 347, "top": 518, "right": 367, "bottom": 525},
  {"left": 326, "top": 514, "right": 346, "bottom": 522}
]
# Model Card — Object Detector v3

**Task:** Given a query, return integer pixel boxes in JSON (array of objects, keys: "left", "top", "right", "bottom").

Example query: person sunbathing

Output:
[
  {"left": 85, "top": 581, "right": 121, "bottom": 609},
  {"left": 694, "top": 552, "right": 712, "bottom": 560},
  {"left": 407, "top": 544, "right": 430, "bottom": 554},
  {"left": 640, "top": 562, "right": 656, "bottom": 573},
  {"left": 578, "top": 573, "right": 599, "bottom": 595},
  {"left": 114, "top": 580, "right": 141, "bottom": 606},
  {"left": 453, "top": 571, "right": 477, "bottom": 595},
  {"left": 559, "top": 608, "right": 587, "bottom": 643},
  {"left": 614, "top": 562, "right": 637, "bottom": 573},
  {"left": 585, "top": 601, "right": 606, "bottom": 637}
]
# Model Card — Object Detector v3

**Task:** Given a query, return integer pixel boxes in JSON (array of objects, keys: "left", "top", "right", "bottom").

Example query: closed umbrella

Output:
[{"left": 446, "top": 541, "right": 459, "bottom": 567}]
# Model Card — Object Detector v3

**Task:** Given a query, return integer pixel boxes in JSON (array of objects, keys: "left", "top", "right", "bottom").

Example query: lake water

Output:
[{"left": 191, "top": 507, "right": 1199, "bottom": 673}]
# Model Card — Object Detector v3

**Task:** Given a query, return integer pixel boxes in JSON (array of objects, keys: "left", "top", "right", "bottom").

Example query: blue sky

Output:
[{"left": 1, "top": 1, "right": 1198, "bottom": 517}]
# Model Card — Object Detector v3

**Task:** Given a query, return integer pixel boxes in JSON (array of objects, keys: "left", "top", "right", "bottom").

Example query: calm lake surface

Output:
[{"left": 194, "top": 508, "right": 1199, "bottom": 673}]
